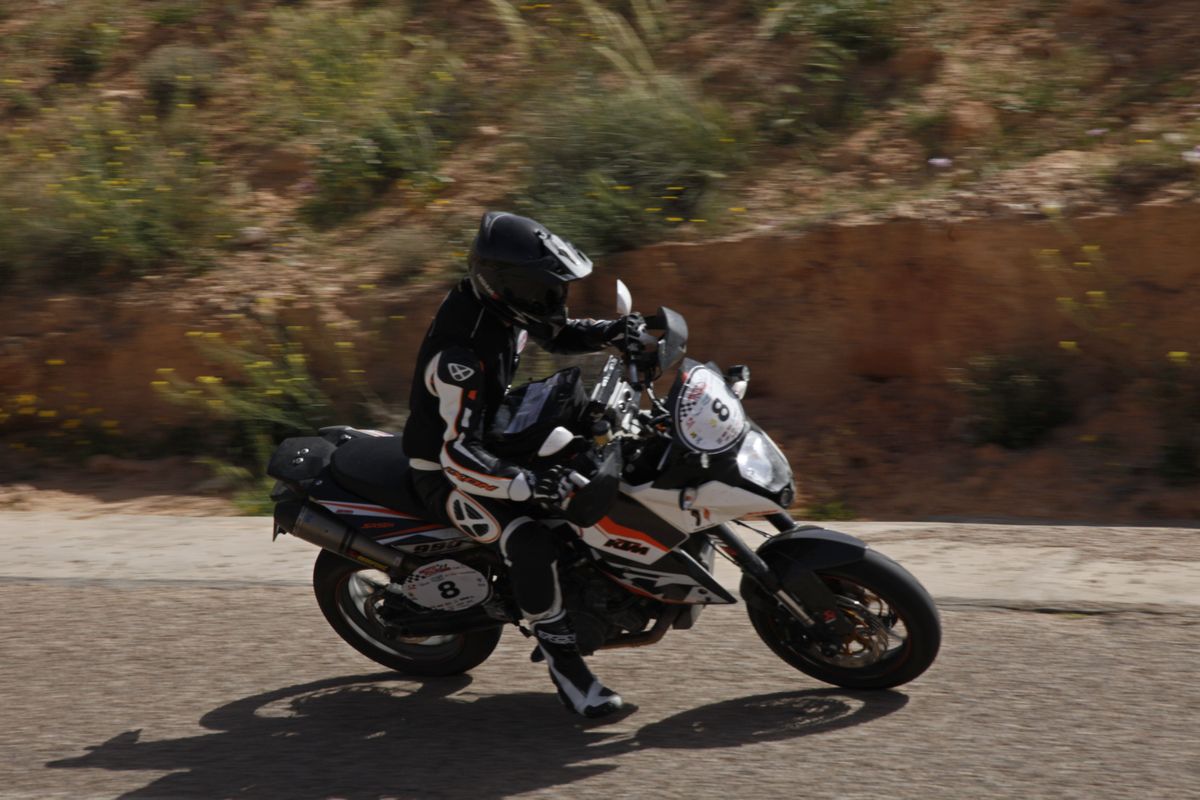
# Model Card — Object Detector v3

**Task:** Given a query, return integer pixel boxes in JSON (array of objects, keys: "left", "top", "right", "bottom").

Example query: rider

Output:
[{"left": 402, "top": 210, "right": 631, "bottom": 718}]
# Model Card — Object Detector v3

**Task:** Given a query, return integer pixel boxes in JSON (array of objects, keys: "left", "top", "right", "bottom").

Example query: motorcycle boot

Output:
[{"left": 532, "top": 611, "right": 624, "bottom": 718}]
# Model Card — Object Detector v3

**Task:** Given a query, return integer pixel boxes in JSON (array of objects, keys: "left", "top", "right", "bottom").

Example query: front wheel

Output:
[
  {"left": 312, "top": 550, "right": 503, "bottom": 677},
  {"left": 742, "top": 549, "right": 941, "bottom": 690}
]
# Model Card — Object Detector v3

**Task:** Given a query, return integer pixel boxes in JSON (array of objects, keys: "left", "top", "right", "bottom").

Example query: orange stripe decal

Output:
[{"left": 595, "top": 516, "right": 670, "bottom": 551}]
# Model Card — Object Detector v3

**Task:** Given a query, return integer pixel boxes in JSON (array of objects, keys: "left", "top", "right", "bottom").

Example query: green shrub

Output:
[
  {"left": 809, "top": 0, "right": 900, "bottom": 61},
  {"left": 370, "top": 224, "right": 451, "bottom": 285},
  {"left": 153, "top": 323, "right": 379, "bottom": 474},
  {"left": 0, "top": 4, "right": 123, "bottom": 86},
  {"left": 148, "top": 3, "right": 203, "bottom": 27},
  {"left": 0, "top": 84, "right": 38, "bottom": 117},
  {"left": 758, "top": 39, "right": 859, "bottom": 143},
  {"left": 476, "top": 1, "right": 744, "bottom": 253},
  {"left": 953, "top": 354, "right": 1073, "bottom": 449},
  {"left": 962, "top": 44, "right": 1105, "bottom": 157},
  {"left": 758, "top": 0, "right": 903, "bottom": 61},
  {"left": 1106, "top": 142, "right": 1195, "bottom": 200},
  {"left": 141, "top": 45, "right": 220, "bottom": 114},
  {"left": 52, "top": 20, "right": 121, "bottom": 83},
  {"left": 241, "top": 7, "right": 467, "bottom": 136},
  {"left": 0, "top": 105, "right": 231, "bottom": 285},
  {"left": 238, "top": 7, "right": 466, "bottom": 221},
  {"left": 518, "top": 74, "right": 741, "bottom": 254},
  {"left": 905, "top": 107, "right": 952, "bottom": 158},
  {"left": 156, "top": 335, "right": 334, "bottom": 465},
  {"left": 302, "top": 118, "right": 437, "bottom": 226},
  {"left": 752, "top": 0, "right": 929, "bottom": 143}
]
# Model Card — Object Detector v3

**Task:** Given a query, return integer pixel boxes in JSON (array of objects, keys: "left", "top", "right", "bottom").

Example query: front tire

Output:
[
  {"left": 742, "top": 548, "right": 941, "bottom": 689},
  {"left": 312, "top": 550, "right": 503, "bottom": 677}
]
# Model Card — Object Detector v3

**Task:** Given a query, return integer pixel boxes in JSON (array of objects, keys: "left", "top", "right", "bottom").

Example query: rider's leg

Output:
[
  {"left": 500, "top": 517, "right": 624, "bottom": 718},
  {"left": 411, "top": 471, "right": 623, "bottom": 718}
]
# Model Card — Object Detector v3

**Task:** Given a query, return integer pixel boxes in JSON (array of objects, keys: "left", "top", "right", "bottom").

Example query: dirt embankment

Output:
[{"left": 4, "top": 203, "right": 1200, "bottom": 519}]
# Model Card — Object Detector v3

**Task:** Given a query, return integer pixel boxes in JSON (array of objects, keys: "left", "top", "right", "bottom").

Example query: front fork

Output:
[{"left": 712, "top": 514, "right": 854, "bottom": 645}]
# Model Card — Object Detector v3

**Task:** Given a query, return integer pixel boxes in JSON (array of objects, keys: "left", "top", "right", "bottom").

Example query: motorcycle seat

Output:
[{"left": 329, "top": 436, "right": 430, "bottom": 518}]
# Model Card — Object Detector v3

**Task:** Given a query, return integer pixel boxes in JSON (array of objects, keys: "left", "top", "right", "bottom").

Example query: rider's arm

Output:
[
  {"left": 428, "top": 345, "right": 533, "bottom": 502},
  {"left": 537, "top": 318, "right": 623, "bottom": 355}
]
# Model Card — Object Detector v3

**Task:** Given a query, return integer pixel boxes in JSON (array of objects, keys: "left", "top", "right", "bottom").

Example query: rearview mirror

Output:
[{"left": 616, "top": 279, "right": 632, "bottom": 316}]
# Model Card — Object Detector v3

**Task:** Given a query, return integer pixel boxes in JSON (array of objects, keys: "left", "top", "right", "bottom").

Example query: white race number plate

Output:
[
  {"left": 675, "top": 365, "right": 747, "bottom": 452},
  {"left": 400, "top": 559, "right": 490, "bottom": 612}
]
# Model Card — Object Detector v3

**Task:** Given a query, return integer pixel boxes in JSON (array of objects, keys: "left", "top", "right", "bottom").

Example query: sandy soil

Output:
[{"left": 0, "top": 456, "right": 239, "bottom": 517}]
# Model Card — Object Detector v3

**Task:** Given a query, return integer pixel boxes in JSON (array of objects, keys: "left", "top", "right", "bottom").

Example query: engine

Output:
[{"left": 560, "top": 559, "right": 657, "bottom": 655}]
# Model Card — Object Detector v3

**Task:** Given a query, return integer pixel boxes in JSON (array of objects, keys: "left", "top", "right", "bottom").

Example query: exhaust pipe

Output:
[{"left": 276, "top": 499, "right": 406, "bottom": 574}]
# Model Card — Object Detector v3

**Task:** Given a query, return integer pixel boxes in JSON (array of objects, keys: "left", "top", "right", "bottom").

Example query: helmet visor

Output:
[{"left": 505, "top": 277, "right": 568, "bottom": 320}]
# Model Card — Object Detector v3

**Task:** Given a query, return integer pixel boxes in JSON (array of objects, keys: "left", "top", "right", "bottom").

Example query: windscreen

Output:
[{"left": 668, "top": 361, "right": 747, "bottom": 453}]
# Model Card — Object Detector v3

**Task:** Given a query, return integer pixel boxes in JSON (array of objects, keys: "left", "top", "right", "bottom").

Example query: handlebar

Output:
[
  {"left": 614, "top": 306, "right": 689, "bottom": 388},
  {"left": 586, "top": 306, "right": 687, "bottom": 447}
]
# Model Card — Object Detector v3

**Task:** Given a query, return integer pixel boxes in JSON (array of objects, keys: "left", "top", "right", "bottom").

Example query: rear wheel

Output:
[
  {"left": 742, "top": 549, "right": 940, "bottom": 689},
  {"left": 312, "top": 550, "right": 503, "bottom": 677}
]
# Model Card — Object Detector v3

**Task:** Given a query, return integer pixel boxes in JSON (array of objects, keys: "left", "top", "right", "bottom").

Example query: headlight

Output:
[{"left": 736, "top": 429, "right": 791, "bottom": 492}]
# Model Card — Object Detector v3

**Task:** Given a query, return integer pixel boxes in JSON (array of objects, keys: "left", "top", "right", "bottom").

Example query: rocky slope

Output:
[{"left": 3, "top": 0, "right": 1200, "bottom": 519}]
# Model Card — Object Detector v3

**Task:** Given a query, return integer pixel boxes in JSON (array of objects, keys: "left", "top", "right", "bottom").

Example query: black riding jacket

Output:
[{"left": 401, "top": 278, "right": 617, "bottom": 500}]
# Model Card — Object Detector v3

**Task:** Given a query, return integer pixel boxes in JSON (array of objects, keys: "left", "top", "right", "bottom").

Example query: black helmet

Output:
[{"left": 467, "top": 211, "right": 593, "bottom": 339}]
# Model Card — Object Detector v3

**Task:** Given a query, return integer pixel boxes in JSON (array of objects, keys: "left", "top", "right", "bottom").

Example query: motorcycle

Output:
[{"left": 267, "top": 281, "right": 940, "bottom": 691}]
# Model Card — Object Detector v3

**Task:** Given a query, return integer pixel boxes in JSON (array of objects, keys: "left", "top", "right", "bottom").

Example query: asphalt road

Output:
[{"left": 2, "top": 514, "right": 1198, "bottom": 800}]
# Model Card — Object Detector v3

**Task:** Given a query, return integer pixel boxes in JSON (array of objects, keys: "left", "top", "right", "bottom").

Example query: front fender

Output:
[
  {"left": 746, "top": 525, "right": 868, "bottom": 635},
  {"left": 756, "top": 525, "right": 867, "bottom": 572}
]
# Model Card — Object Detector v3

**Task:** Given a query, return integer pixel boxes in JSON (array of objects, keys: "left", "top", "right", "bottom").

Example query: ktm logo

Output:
[
  {"left": 445, "top": 467, "right": 498, "bottom": 492},
  {"left": 447, "top": 363, "right": 475, "bottom": 382},
  {"left": 604, "top": 538, "right": 650, "bottom": 556}
]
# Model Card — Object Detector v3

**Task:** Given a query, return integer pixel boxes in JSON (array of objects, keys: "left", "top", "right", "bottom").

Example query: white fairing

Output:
[
  {"left": 674, "top": 365, "right": 746, "bottom": 453},
  {"left": 577, "top": 514, "right": 670, "bottom": 565},
  {"left": 623, "top": 482, "right": 785, "bottom": 534}
]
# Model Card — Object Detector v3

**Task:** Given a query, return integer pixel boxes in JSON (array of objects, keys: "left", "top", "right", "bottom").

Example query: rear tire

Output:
[
  {"left": 743, "top": 549, "right": 941, "bottom": 690},
  {"left": 313, "top": 550, "right": 503, "bottom": 677}
]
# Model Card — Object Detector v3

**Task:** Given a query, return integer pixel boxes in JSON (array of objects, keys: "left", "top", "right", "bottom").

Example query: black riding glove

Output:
[
  {"left": 606, "top": 313, "right": 648, "bottom": 352},
  {"left": 528, "top": 465, "right": 575, "bottom": 510}
]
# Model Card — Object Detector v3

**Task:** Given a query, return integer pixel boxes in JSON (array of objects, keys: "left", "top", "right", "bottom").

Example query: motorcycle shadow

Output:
[{"left": 47, "top": 672, "right": 908, "bottom": 799}]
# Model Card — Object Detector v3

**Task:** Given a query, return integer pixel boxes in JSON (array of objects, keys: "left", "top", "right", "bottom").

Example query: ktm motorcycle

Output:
[{"left": 268, "top": 281, "right": 940, "bottom": 691}]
